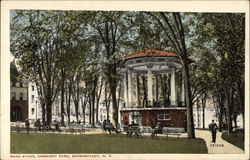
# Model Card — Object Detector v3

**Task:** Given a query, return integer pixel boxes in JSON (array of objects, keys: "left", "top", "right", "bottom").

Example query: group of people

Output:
[
  {"left": 24, "top": 119, "right": 61, "bottom": 133},
  {"left": 103, "top": 120, "right": 122, "bottom": 134}
]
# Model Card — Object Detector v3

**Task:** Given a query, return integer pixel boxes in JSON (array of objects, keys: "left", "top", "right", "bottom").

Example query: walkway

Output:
[{"left": 195, "top": 129, "right": 244, "bottom": 154}]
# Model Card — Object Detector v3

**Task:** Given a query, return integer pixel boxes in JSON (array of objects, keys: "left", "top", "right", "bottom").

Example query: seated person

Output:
[
  {"left": 106, "top": 120, "right": 114, "bottom": 134},
  {"left": 103, "top": 120, "right": 107, "bottom": 132},
  {"left": 34, "top": 119, "right": 41, "bottom": 131},
  {"left": 25, "top": 119, "right": 30, "bottom": 133},
  {"left": 114, "top": 123, "right": 122, "bottom": 134},
  {"left": 151, "top": 122, "right": 163, "bottom": 138},
  {"left": 54, "top": 120, "right": 60, "bottom": 131}
]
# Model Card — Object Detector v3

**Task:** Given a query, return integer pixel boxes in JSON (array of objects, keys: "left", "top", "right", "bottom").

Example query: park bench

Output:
[
  {"left": 153, "top": 128, "right": 182, "bottom": 140},
  {"left": 68, "top": 128, "right": 86, "bottom": 134},
  {"left": 165, "top": 129, "right": 181, "bottom": 140},
  {"left": 66, "top": 124, "right": 86, "bottom": 135},
  {"left": 11, "top": 126, "right": 24, "bottom": 132},
  {"left": 123, "top": 125, "right": 141, "bottom": 137}
]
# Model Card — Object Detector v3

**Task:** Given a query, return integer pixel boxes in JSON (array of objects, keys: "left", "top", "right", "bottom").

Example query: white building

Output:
[
  {"left": 193, "top": 100, "right": 244, "bottom": 129},
  {"left": 28, "top": 83, "right": 41, "bottom": 122}
]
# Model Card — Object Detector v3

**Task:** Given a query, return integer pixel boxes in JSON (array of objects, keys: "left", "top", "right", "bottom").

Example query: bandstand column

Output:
[
  {"left": 127, "top": 69, "right": 132, "bottom": 107},
  {"left": 170, "top": 68, "right": 177, "bottom": 106},
  {"left": 181, "top": 69, "right": 185, "bottom": 105},
  {"left": 147, "top": 69, "right": 153, "bottom": 106},
  {"left": 123, "top": 71, "right": 128, "bottom": 108},
  {"left": 135, "top": 74, "right": 139, "bottom": 106}
]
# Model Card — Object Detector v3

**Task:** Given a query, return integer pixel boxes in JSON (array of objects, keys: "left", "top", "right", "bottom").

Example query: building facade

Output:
[{"left": 10, "top": 82, "right": 28, "bottom": 121}]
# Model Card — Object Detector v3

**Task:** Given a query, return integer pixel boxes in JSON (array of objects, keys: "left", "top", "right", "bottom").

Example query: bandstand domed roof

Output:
[
  {"left": 119, "top": 49, "right": 194, "bottom": 74},
  {"left": 120, "top": 48, "right": 180, "bottom": 61}
]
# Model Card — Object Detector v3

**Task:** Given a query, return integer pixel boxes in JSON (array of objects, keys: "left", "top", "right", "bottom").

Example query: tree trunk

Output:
[
  {"left": 75, "top": 76, "right": 80, "bottom": 123},
  {"left": 201, "top": 94, "right": 206, "bottom": 129},
  {"left": 215, "top": 88, "right": 224, "bottom": 132},
  {"left": 104, "top": 83, "right": 111, "bottom": 121},
  {"left": 67, "top": 84, "right": 72, "bottom": 124},
  {"left": 224, "top": 87, "right": 233, "bottom": 134},
  {"left": 91, "top": 90, "right": 95, "bottom": 127},
  {"left": 91, "top": 80, "right": 97, "bottom": 127},
  {"left": 46, "top": 101, "right": 53, "bottom": 124},
  {"left": 41, "top": 102, "right": 46, "bottom": 123},
  {"left": 96, "top": 78, "right": 103, "bottom": 123},
  {"left": 74, "top": 101, "right": 79, "bottom": 122},
  {"left": 88, "top": 94, "right": 92, "bottom": 124},
  {"left": 81, "top": 95, "right": 88, "bottom": 125},
  {"left": 218, "top": 105, "right": 224, "bottom": 132},
  {"left": 196, "top": 100, "right": 200, "bottom": 128},
  {"left": 60, "top": 70, "right": 65, "bottom": 126},
  {"left": 111, "top": 87, "right": 117, "bottom": 125},
  {"left": 182, "top": 61, "right": 195, "bottom": 138},
  {"left": 233, "top": 115, "right": 237, "bottom": 129},
  {"left": 107, "top": 66, "right": 118, "bottom": 125}
]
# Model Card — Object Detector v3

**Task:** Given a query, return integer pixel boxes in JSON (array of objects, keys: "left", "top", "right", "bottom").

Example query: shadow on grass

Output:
[
  {"left": 221, "top": 132, "right": 244, "bottom": 150},
  {"left": 11, "top": 133, "right": 208, "bottom": 154}
]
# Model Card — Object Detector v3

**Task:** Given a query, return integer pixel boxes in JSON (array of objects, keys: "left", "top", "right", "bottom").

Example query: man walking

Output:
[{"left": 209, "top": 120, "right": 218, "bottom": 143}]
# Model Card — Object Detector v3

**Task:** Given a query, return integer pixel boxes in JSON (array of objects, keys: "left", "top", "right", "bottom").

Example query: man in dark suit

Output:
[
  {"left": 151, "top": 122, "right": 163, "bottom": 138},
  {"left": 209, "top": 120, "right": 218, "bottom": 143}
]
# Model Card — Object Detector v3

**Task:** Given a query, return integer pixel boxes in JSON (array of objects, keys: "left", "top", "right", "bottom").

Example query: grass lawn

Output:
[
  {"left": 11, "top": 133, "right": 207, "bottom": 154},
  {"left": 221, "top": 132, "right": 244, "bottom": 150}
]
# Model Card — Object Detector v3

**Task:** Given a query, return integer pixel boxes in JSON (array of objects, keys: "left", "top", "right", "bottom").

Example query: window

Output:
[
  {"left": 20, "top": 83, "right": 23, "bottom": 87},
  {"left": 157, "top": 114, "right": 171, "bottom": 120},
  {"left": 32, "top": 108, "right": 35, "bottom": 115},
  {"left": 32, "top": 95, "right": 34, "bottom": 103},
  {"left": 32, "top": 85, "right": 35, "bottom": 91},
  {"left": 19, "top": 93, "right": 23, "bottom": 100},
  {"left": 12, "top": 92, "right": 16, "bottom": 100}
]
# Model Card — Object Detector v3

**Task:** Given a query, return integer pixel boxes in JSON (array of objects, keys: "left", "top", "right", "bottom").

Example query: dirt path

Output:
[{"left": 195, "top": 129, "right": 244, "bottom": 154}]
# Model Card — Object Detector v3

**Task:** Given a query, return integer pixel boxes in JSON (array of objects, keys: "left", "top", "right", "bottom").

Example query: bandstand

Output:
[{"left": 118, "top": 49, "right": 193, "bottom": 130}]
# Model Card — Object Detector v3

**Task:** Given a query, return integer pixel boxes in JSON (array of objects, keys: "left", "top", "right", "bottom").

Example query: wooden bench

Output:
[
  {"left": 166, "top": 132, "right": 181, "bottom": 139},
  {"left": 124, "top": 126, "right": 141, "bottom": 137},
  {"left": 165, "top": 129, "right": 182, "bottom": 140},
  {"left": 154, "top": 128, "right": 182, "bottom": 140}
]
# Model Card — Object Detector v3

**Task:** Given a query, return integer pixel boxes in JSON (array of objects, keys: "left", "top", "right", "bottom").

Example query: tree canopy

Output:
[{"left": 10, "top": 10, "right": 245, "bottom": 135}]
